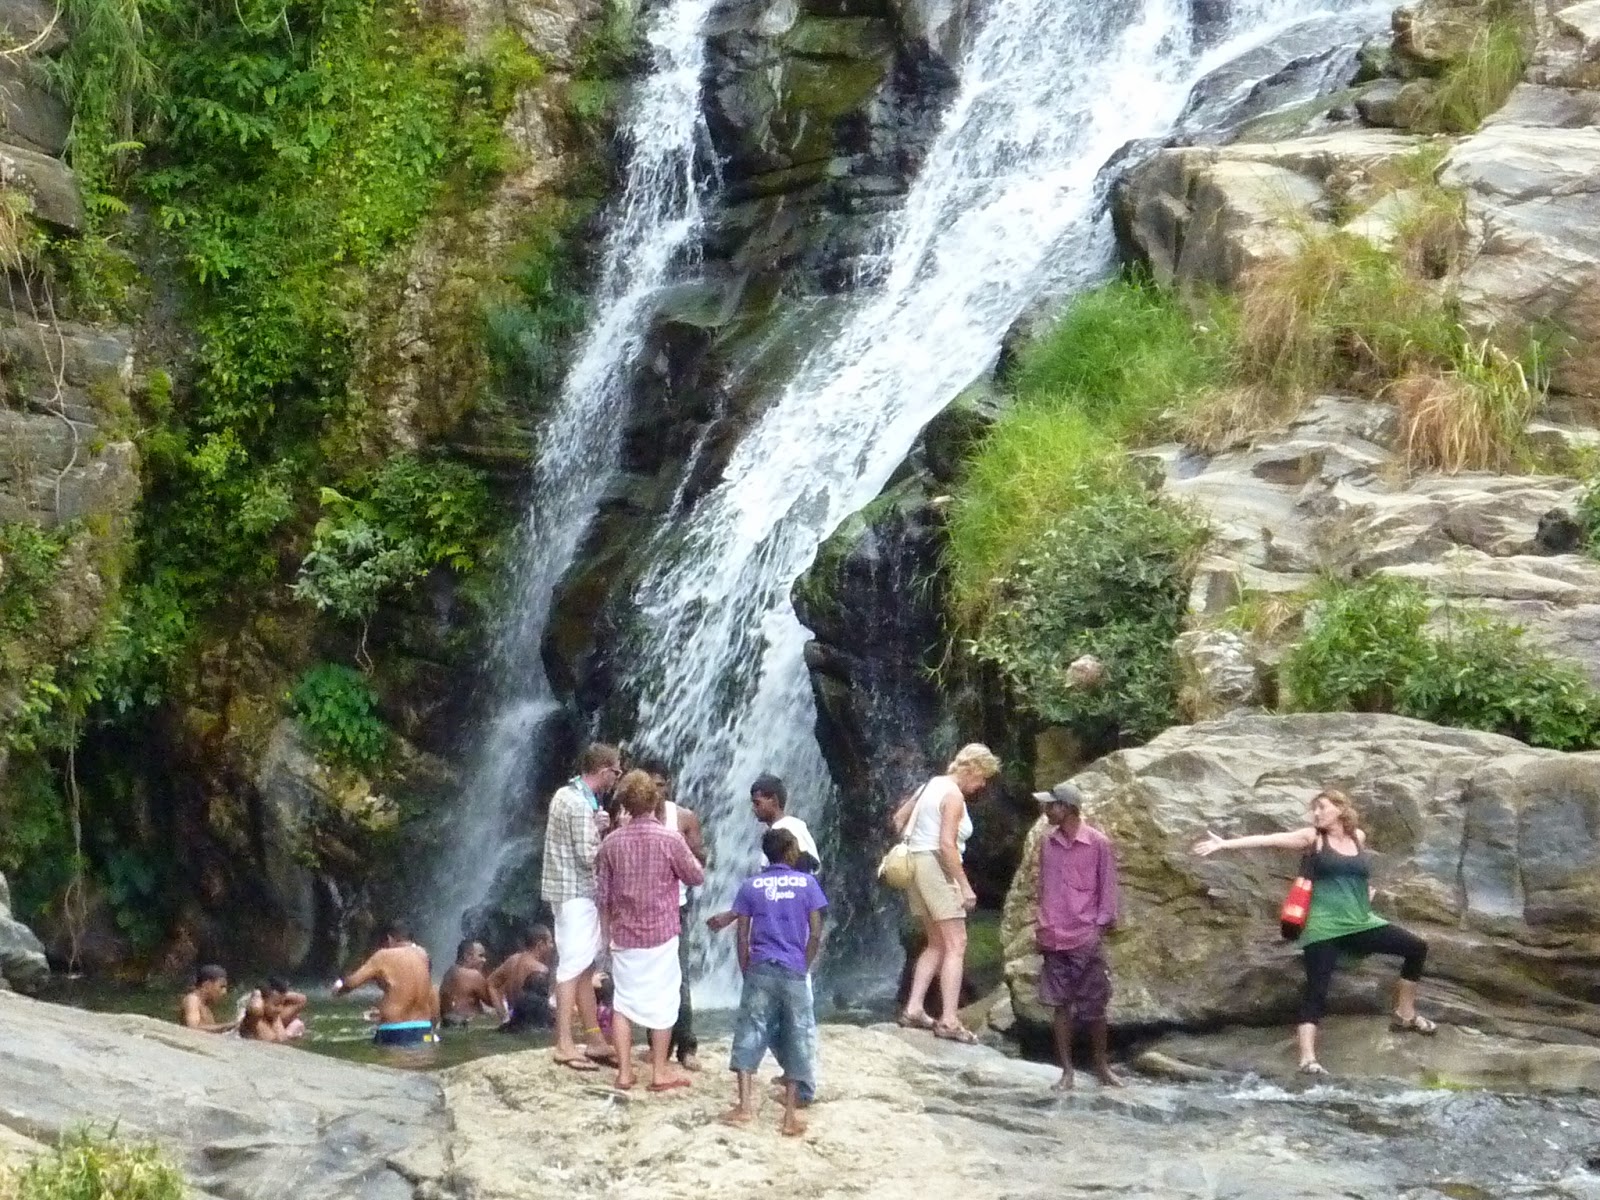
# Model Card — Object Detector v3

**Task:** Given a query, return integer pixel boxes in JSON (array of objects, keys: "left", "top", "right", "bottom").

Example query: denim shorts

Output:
[{"left": 730, "top": 961, "right": 817, "bottom": 1088}]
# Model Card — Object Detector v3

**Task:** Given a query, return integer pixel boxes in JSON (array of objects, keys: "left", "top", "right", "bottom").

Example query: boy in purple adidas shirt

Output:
[{"left": 719, "top": 828, "right": 827, "bottom": 1137}]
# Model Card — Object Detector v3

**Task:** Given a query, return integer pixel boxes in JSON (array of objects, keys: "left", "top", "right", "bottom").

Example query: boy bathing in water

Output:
[{"left": 721, "top": 828, "right": 827, "bottom": 1137}]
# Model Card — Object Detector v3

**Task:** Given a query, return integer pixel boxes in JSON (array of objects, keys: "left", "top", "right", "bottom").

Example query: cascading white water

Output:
[
  {"left": 424, "top": 0, "right": 716, "bottom": 956},
  {"left": 628, "top": 0, "right": 1385, "bottom": 1005}
]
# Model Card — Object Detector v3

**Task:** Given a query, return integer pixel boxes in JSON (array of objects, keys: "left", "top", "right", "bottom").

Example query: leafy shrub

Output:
[
  {"left": 968, "top": 486, "right": 1208, "bottom": 743},
  {"left": 0, "top": 1130, "right": 184, "bottom": 1200},
  {"left": 291, "top": 663, "right": 388, "bottom": 768},
  {"left": 1283, "top": 576, "right": 1600, "bottom": 749},
  {"left": 1281, "top": 577, "right": 1432, "bottom": 713},
  {"left": 293, "top": 456, "right": 489, "bottom": 642}
]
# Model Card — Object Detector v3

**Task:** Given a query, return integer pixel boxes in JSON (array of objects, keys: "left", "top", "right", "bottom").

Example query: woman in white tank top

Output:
[{"left": 892, "top": 743, "right": 1001, "bottom": 1043}]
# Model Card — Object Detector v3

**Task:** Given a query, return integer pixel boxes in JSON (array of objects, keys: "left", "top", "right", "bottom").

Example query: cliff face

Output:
[{"left": 0, "top": 0, "right": 618, "bottom": 974}]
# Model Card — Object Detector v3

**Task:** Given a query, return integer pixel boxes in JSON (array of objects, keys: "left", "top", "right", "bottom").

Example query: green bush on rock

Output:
[
  {"left": 291, "top": 663, "right": 388, "bottom": 768},
  {"left": 0, "top": 1130, "right": 184, "bottom": 1200},
  {"left": 967, "top": 485, "right": 1207, "bottom": 744},
  {"left": 1283, "top": 576, "right": 1600, "bottom": 750}
]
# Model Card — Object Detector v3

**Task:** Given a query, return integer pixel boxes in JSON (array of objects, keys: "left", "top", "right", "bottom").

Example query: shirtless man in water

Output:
[
  {"left": 488, "top": 926, "right": 554, "bottom": 1030},
  {"left": 332, "top": 920, "right": 438, "bottom": 1045},
  {"left": 239, "top": 977, "right": 308, "bottom": 1042},
  {"left": 439, "top": 940, "right": 496, "bottom": 1028},
  {"left": 180, "top": 964, "right": 237, "bottom": 1033}
]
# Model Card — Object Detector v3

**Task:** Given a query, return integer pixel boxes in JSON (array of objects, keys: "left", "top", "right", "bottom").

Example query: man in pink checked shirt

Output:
[
  {"left": 595, "top": 768, "right": 705, "bottom": 1093},
  {"left": 1033, "top": 781, "right": 1123, "bottom": 1091}
]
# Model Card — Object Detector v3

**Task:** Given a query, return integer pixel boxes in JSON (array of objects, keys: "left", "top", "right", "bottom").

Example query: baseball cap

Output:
[{"left": 1032, "top": 781, "right": 1083, "bottom": 808}]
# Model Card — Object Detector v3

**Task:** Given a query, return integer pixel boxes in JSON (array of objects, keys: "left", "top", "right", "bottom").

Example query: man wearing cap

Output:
[{"left": 1033, "top": 781, "right": 1122, "bottom": 1090}]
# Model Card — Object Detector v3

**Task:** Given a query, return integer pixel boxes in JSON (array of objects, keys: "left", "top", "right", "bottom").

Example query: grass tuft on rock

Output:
[
  {"left": 1391, "top": 337, "right": 1544, "bottom": 472},
  {"left": 1417, "top": 10, "right": 1531, "bottom": 134},
  {"left": 0, "top": 1131, "right": 185, "bottom": 1200}
]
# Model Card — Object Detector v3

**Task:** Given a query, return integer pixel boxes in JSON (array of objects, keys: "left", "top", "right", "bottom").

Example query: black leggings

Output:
[{"left": 1299, "top": 924, "right": 1428, "bottom": 1025}]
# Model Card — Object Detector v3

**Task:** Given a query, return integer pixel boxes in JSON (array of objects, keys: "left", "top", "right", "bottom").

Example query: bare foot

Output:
[
  {"left": 613, "top": 1071, "right": 636, "bottom": 1092},
  {"left": 781, "top": 1112, "right": 807, "bottom": 1138},
  {"left": 648, "top": 1068, "right": 692, "bottom": 1092},
  {"left": 681, "top": 1053, "right": 703, "bottom": 1073},
  {"left": 1052, "top": 1071, "right": 1075, "bottom": 1092},
  {"left": 1095, "top": 1068, "right": 1125, "bottom": 1089},
  {"left": 719, "top": 1106, "right": 753, "bottom": 1126}
]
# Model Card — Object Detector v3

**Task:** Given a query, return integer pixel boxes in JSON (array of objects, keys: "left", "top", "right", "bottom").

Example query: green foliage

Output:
[
  {"left": 293, "top": 456, "right": 489, "bottom": 630},
  {"left": 0, "top": 1130, "right": 185, "bottom": 1200},
  {"left": 0, "top": 522, "right": 69, "bottom": 640},
  {"left": 968, "top": 486, "right": 1208, "bottom": 743},
  {"left": 944, "top": 409, "right": 1125, "bottom": 624},
  {"left": 0, "top": 759, "right": 73, "bottom": 913},
  {"left": 485, "top": 212, "right": 592, "bottom": 395},
  {"left": 1417, "top": 10, "right": 1530, "bottom": 134},
  {"left": 1283, "top": 576, "right": 1600, "bottom": 749},
  {"left": 52, "top": 0, "right": 536, "bottom": 647},
  {"left": 1280, "top": 577, "right": 1432, "bottom": 713},
  {"left": 291, "top": 663, "right": 389, "bottom": 767},
  {"left": 1005, "top": 277, "right": 1232, "bottom": 437}
]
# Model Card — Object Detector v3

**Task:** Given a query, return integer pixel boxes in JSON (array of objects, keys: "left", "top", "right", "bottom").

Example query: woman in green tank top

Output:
[{"left": 1192, "top": 788, "right": 1436, "bottom": 1076}]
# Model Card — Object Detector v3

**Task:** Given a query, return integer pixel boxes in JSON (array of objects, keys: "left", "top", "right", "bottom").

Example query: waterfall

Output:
[
  {"left": 423, "top": 0, "right": 716, "bottom": 956},
  {"left": 625, "top": 0, "right": 1386, "bottom": 1006}
]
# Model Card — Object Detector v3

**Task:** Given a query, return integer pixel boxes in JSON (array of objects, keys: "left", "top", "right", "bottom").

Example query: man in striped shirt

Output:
[{"left": 541, "top": 743, "right": 621, "bottom": 1071}]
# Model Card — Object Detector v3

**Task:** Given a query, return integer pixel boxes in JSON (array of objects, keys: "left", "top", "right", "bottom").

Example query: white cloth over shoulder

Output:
[
  {"left": 610, "top": 936, "right": 682, "bottom": 1030},
  {"left": 553, "top": 896, "right": 602, "bottom": 984},
  {"left": 764, "top": 814, "right": 821, "bottom": 866}
]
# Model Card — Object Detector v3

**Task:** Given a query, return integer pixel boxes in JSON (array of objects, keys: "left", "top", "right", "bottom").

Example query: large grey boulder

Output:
[
  {"left": 0, "top": 872, "right": 47, "bottom": 991},
  {"left": 0, "top": 993, "right": 442, "bottom": 1200},
  {"left": 1001, "top": 712, "right": 1600, "bottom": 1040}
]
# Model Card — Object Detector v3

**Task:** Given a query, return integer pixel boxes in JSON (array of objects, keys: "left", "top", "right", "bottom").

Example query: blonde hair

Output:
[
  {"left": 1315, "top": 787, "right": 1360, "bottom": 836},
  {"left": 947, "top": 742, "right": 1001, "bottom": 781},
  {"left": 616, "top": 769, "right": 659, "bottom": 817}
]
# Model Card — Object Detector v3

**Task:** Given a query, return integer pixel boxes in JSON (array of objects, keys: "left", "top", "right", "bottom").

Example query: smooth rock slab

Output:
[{"left": 0, "top": 993, "right": 442, "bottom": 1200}]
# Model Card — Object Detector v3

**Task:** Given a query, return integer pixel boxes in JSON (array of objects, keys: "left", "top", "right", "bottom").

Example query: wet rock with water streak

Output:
[{"left": 0, "top": 873, "right": 47, "bottom": 992}]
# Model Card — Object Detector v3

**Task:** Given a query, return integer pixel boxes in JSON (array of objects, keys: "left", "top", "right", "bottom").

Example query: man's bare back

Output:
[
  {"left": 338, "top": 943, "right": 434, "bottom": 1025},
  {"left": 488, "top": 950, "right": 548, "bottom": 1008}
]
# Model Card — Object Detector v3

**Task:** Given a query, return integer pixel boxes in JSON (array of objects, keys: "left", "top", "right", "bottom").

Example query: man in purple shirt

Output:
[
  {"left": 721, "top": 828, "right": 827, "bottom": 1137},
  {"left": 1033, "top": 781, "right": 1122, "bottom": 1090}
]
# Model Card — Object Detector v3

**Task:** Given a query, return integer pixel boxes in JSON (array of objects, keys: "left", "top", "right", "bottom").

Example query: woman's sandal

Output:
[
  {"left": 1298, "top": 1060, "right": 1329, "bottom": 1076},
  {"left": 1390, "top": 1013, "right": 1437, "bottom": 1035},
  {"left": 933, "top": 1022, "right": 978, "bottom": 1045},
  {"left": 896, "top": 1011, "right": 936, "bottom": 1031}
]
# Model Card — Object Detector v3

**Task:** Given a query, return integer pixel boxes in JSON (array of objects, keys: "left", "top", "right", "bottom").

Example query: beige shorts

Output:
[{"left": 907, "top": 851, "right": 966, "bottom": 922}]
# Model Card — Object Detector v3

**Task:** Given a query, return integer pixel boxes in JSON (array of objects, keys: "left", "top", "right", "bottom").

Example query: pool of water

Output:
[
  {"left": 39, "top": 978, "right": 822, "bottom": 1071},
  {"left": 41, "top": 978, "right": 553, "bottom": 1071}
]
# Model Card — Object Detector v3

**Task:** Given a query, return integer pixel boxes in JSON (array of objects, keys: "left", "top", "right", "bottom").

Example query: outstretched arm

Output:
[
  {"left": 334, "top": 952, "right": 382, "bottom": 994},
  {"left": 1192, "top": 827, "right": 1317, "bottom": 856}
]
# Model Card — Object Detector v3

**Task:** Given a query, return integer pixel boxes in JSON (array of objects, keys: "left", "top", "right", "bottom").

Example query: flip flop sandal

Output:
[
  {"left": 933, "top": 1023, "right": 978, "bottom": 1045},
  {"left": 1390, "top": 1013, "right": 1437, "bottom": 1035},
  {"left": 1298, "top": 1060, "right": 1329, "bottom": 1076},
  {"left": 896, "top": 1011, "right": 936, "bottom": 1030},
  {"left": 648, "top": 1078, "right": 693, "bottom": 1093},
  {"left": 553, "top": 1055, "right": 600, "bottom": 1072}
]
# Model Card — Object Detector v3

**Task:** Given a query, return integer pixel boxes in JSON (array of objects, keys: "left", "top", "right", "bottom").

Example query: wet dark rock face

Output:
[{"left": 545, "top": 0, "right": 963, "bottom": 719}]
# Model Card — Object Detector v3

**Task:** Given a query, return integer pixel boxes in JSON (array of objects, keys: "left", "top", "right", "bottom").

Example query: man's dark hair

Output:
[
  {"left": 195, "top": 963, "right": 227, "bottom": 987},
  {"left": 762, "top": 827, "right": 799, "bottom": 865},
  {"left": 384, "top": 918, "right": 411, "bottom": 942},
  {"left": 455, "top": 938, "right": 480, "bottom": 965},
  {"left": 578, "top": 743, "right": 620, "bottom": 774},
  {"left": 636, "top": 755, "right": 671, "bottom": 781},
  {"left": 750, "top": 773, "right": 787, "bottom": 807},
  {"left": 526, "top": 924, "right": 553, "bottom": 948},
  {"left": 264, "top": 975, "right": 290, "bottom": 997}
]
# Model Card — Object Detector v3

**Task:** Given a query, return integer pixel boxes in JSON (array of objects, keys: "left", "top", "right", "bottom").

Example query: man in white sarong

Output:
[
  {"left": 540, "top": 742, "right": 622, "bottom": 1071},
  {"left": 595, "top": 768, "right": 706, "bottom": 1092}
]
